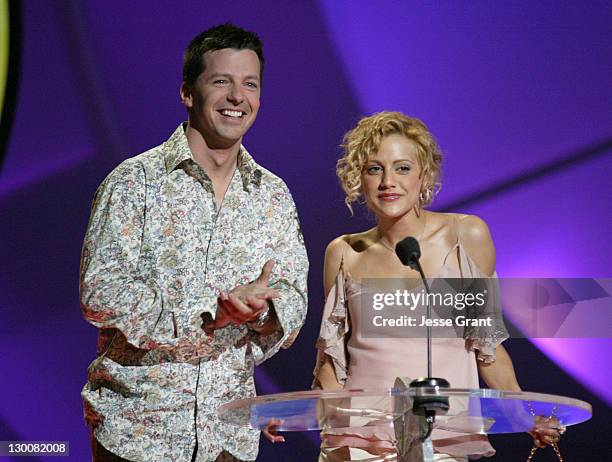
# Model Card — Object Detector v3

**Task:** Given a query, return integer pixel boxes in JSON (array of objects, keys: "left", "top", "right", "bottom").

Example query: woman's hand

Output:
[{"left": 528, "top": 415, "right": 566, "bottom": 448}]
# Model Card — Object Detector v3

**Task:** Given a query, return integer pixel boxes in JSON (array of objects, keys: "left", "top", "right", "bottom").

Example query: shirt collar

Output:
[
  {"left": 163, "top": 123, "right": 262, "bottom": 191},
  {"left": 163, "top": 123, "right": 193, "bottom": 173}
]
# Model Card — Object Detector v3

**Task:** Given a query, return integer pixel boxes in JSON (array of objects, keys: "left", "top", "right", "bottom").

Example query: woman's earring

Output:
[{"left": 419, "top": 187, "right": 433, "bottom": 206}]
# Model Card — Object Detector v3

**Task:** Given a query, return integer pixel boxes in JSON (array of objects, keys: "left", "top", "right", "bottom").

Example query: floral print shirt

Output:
[{"left": 80, "top": 124, "right": 309, "bottom": 461}]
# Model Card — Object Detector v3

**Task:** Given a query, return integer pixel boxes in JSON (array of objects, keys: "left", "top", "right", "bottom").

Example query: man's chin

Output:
[
  {"left": 190, "top": 125, "right": 245, "bottom": 149},
  {"left": 209, "top": 131, "right": 245, "bottom": 150},
  {"left": 216, "top": 123, "right": 254, "bottom": 143}
]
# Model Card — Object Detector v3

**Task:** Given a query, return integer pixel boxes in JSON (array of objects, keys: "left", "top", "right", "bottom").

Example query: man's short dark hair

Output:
[{"left": 182, "top": 23, "right": 264, "bottom": 86}]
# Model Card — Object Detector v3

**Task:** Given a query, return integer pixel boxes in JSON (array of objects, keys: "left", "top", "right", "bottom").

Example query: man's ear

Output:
[{"left": 180, "top": 82, "right": 193, "bottom": 108}]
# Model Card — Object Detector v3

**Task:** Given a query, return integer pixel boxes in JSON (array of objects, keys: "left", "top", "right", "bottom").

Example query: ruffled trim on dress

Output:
[
  {"left": 459, "top": 272, "right": 509, "bottom": 364},
  {"left": 313, "top": 266, "right": 349, "bottom": 387},
  {"left": 447, "top": 238, "right": 510, "bottom": 364},
  {"left": 321, "top": 423, "right": 396, "bottom": 449}
]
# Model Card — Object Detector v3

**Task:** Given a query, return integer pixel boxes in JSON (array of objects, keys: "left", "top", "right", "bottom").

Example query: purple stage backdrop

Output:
[{"left": 0, "top": 1, "right": 610, "bottom": 461}]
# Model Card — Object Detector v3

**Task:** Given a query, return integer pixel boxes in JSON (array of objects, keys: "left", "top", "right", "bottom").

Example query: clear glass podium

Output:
[{"left": 218, "top": 378, "right": 592, "bottom": 461}]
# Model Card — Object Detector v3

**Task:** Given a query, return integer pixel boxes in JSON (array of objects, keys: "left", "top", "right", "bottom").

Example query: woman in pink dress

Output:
[{"left": 310, "top": 112, "right": 562, "bottom": 461}]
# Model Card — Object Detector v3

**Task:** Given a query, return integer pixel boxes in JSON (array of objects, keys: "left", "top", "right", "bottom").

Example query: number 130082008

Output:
[{"left": 0, "top": 441, "right": 69, "bottom": 456}]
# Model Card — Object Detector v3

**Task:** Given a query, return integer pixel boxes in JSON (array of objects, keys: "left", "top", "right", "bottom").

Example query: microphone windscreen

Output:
[{"left": 395, "top": 237, "right": 421, "bottom": 269}]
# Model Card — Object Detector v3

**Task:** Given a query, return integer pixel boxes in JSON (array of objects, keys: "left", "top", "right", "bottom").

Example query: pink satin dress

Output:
[{"left": 313, "top": 240, "right": 508, "bottom": 460}]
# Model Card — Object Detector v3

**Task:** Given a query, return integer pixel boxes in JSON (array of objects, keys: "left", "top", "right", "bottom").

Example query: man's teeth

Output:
[{"left": 221, "top": 110, "right": 243, "bottom": 118}]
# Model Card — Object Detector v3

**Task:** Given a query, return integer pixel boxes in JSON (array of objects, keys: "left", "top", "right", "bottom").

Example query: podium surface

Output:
[{"left": 218, "top": 387, "right": 591, "bottom": 434}]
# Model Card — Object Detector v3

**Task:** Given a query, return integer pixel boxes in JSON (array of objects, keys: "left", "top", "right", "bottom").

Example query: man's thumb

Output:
[{"left": 256, "top": 259, "right": 275, "bottom": 285}]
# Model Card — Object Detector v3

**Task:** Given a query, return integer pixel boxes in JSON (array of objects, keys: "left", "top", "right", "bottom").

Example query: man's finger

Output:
[
  {"left": 245, "top": 296, "right": 268, "bottom": 311},
  {"left": 213, "top": 302, "right": 234, "bottom": 329},
  {"left": 201, "top": 312, "right": 219, "bottom": 334},
  {"left": 211, "top": 298, "right": 248, "bottom": 328},
  {"left": 250, "top": 288, "right": 279, "bottom": 300},
  {"left": 258, "top": 287, "right": 279, "bottom": 300},
  {"left": 224, "top": 294, "right": 257, "bottom": 322},
  {"left": 268, "top": 288, "right": 280, "bottom": 298},
  {"left": 255, "top": 259, "right": 275, "bottom": 286},
  {"left": 262, "top": 418, "right": 285, "bottom": 443}
]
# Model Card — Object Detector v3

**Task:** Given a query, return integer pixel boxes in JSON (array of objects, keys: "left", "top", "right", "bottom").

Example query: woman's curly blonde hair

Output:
[{"left": 337, "top": 111, "right": 443, "bottom": 213}]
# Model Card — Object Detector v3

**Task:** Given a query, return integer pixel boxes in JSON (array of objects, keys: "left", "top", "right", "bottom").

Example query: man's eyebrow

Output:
[
  {"left": 207, "top": 73, "right": 260, "bottom": 81},
  {"left": 207, "top": 73, "right": 231, "bottom": 79}
]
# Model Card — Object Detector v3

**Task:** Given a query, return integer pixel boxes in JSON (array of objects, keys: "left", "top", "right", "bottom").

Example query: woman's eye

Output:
[
  {"left": 397, "top": 165, "right": 412, "bottom": 173},
  {"left": 366, "top": 165, "right": 382, "bottom": 174}
]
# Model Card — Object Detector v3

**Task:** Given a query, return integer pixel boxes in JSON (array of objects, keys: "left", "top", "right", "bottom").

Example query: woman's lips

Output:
[{"left": 378, "top": 194, "right": 401, "bottom": 201}]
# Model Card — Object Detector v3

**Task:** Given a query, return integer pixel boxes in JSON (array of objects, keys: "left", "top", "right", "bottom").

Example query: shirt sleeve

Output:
[
  {"left": 250, "top": 185, "right": 309, "bottom": 365},
  {"left": 80, "top": 160, "right": 218, "bottom": 359}
]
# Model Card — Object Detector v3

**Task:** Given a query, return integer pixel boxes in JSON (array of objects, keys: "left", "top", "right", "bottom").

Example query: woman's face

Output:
[{"left": 361, "top": 134, "right": 423, "bottom": 219}]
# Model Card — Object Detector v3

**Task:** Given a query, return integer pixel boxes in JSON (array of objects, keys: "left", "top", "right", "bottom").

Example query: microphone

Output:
[{"left": 395, "top": 237, "right": 421, "bottom": 271}]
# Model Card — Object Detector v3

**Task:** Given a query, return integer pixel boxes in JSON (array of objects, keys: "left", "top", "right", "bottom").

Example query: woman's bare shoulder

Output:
[
  {"left": 325, "top": 235, "right": 350, "bottom": 258},
  {"left": 453, "top": 213, "right": 492, "bottom": 242},
  {"left": 452, "top": 212, "right": 495, "bottom": 275},
  {"left": 324, "top": 232, "right": 374, "bottom": 293},
  {"left": 326, "top": 228, "right": 378, "bottom": 255}
]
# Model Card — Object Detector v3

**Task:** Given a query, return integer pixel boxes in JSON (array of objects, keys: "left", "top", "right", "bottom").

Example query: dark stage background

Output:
[{"left": 0, "top": 1, "right": 610, "bottom": 461}]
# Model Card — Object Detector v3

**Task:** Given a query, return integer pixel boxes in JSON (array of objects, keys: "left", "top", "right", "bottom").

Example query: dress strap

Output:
[
  {"left": 454, "top": 214, "right": 462, "bottom": 246},
  {"left": 338, "top": 238, "right": 352, "bottom": 281},
  {"left": 442, "top": 215, "right": 462, "bottom": 268}
]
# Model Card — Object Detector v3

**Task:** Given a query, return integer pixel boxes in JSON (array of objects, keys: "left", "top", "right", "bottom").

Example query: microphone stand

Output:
[
  {"left": 414, "top": 260, "right": 433, "bottom": 379},
  {"left": 409, "top": 258, "right": 449, "bottom": 434}
]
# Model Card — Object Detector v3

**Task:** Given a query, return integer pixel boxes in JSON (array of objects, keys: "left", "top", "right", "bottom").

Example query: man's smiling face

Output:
[{"left": 181, "top": 48, "right": 261, "bottom": 148}]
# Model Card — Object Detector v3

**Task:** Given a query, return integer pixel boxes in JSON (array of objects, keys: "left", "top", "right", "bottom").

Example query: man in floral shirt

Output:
[{"left": 80, "top": 24, "right": 308, "bottom": 462}]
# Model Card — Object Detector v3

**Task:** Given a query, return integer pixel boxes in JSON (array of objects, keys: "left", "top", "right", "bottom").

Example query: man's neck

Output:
[{"left": 185, "top": 124, "right": 241, "bottom": 181}]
